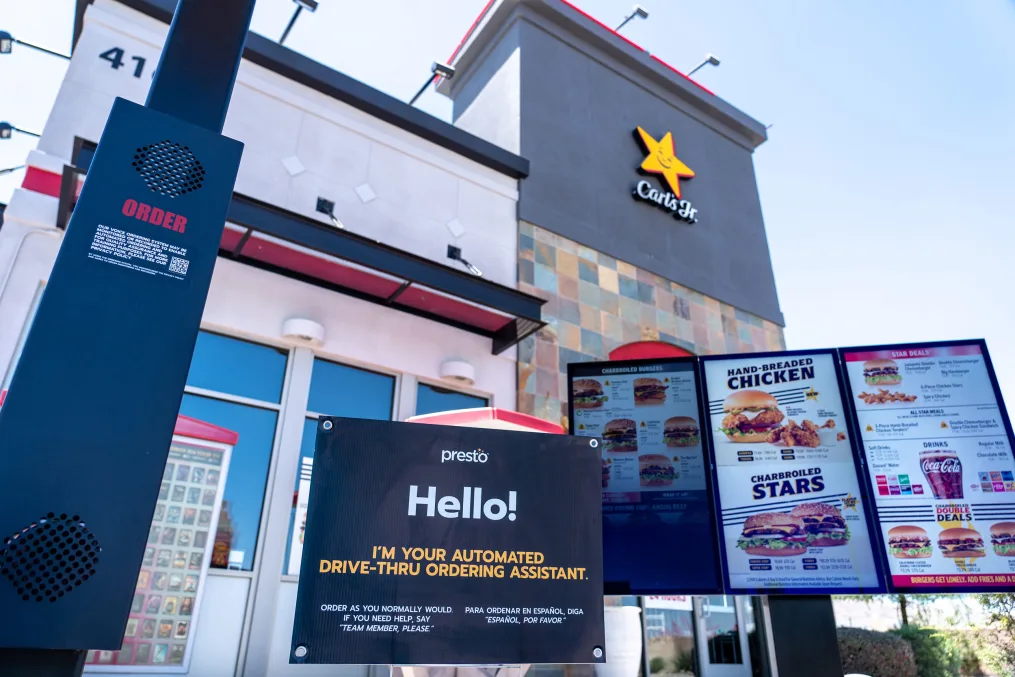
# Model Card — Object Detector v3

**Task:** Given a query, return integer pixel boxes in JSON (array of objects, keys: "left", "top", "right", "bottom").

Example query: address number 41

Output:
[{"left": 99, "top": 47, "right": 149, "bottom": 79}]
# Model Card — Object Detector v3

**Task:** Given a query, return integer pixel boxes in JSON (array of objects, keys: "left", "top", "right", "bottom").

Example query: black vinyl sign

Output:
[{"left": 290, "top": 418, "right": 606, "bottom": 666}]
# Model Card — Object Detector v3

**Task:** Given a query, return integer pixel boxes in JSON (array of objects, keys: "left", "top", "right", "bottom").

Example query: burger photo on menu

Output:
[
  {"left": 633, "top": 377, "right": 667, "bottom": 406},
  {"left": 887, "top": 525, "right": 933, "bottom": 559},
  {"left": 938, "top": 528, "right": 986, "bottom": 558},
  {"left": 602, "top": 418, "right": 638, "bottom": 452},
  {"left": 790, "top": 502, "right": 849, "bottom": 547},
  {"left": 664, "top": 416, "right": 700, "bottom": 447},
  {"left": 638, "top": 454, "right": 676, "bottom": 487},
  {"left": 863, "top": 359, "right": 902, "bottom": 386},
  {"left": 572, "top": 379, "right": 606, "bottom": 409},
  {"left": 719, "top": 390, "right": 785, "bottom": 443},
  {"left": 576, "top": 379, "right": 604, "bottom": 410},
  {"left": 991, "top": 522, "right": 1015, "bottom": 556},
  {"left": 736, "top": 513, "right": 809, "bottom": 556}
]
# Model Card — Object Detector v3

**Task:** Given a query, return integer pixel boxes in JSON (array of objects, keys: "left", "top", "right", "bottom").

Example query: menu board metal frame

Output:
[
  {"left": 567, "top": 356, "right": 724, "bottom": 595},
  {"left": 839, "top": 338, "right": 1015, "bottom": 594},
  {"left": 699, "top": 348, "right": 887, "bottom": 596},
  {"left": 83, "top": 434, "right": 233, "bottom": 671}
]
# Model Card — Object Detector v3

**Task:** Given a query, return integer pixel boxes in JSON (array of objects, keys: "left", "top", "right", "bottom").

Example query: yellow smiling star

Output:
[{"left": 636, "top": 126, "right": 694, "bottom": 198}]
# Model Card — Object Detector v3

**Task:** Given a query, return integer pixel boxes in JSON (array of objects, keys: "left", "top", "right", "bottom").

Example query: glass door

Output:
[{"left": 694, "top": 596, "right": 751, "bottom": 677}]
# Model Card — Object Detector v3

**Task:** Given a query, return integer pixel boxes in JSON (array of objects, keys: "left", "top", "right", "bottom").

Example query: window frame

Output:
[{"left": 413, "top": 377, "right": 493, "bottom": 417}]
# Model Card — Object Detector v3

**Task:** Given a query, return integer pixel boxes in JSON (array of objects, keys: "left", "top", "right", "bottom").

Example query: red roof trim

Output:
[
  {"left": 445, "top": 0, "right": 715, "bottom": 97},
  {"left": 557, "top": 0, "right": 645, "bottom": 53},
  {"left": 407, "top": 407, "right": 564, "bottom": 434},
  {"left": 650, "top": 55, "right": 715, "bottom": 96},
  {"left": 447, "top": 0, "right": 498, "bottom": 64}
]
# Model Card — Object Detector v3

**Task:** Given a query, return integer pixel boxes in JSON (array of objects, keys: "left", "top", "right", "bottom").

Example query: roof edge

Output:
[
  {"left": 443, "top": 0, "right": 768, "bottom": 150},
  {"left": 73, "top": 0, "right": 530, "bottom": 178}
]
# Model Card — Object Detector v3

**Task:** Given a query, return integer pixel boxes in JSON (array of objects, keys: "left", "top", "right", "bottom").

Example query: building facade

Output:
[{"left": 0, "top": 0, "right": 786, "bottom": 676}]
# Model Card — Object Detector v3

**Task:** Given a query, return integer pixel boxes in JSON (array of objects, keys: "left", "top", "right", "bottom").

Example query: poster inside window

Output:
[{"left": 84, "top": 429, "right": 233, "bottom": 670}]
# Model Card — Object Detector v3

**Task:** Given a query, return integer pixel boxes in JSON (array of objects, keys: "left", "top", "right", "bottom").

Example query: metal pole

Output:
[
  {"left": 14, "top": 38, "right": 71, "bottom": 60},
  {"left": 408, "top": 74, "right": 437, "bottom": 106},
  {"left": 279, "top": 5, "right": 303, "bottom": 44},
  {"left": 145, "top": 0, "right": 257, "bottom": 134}
]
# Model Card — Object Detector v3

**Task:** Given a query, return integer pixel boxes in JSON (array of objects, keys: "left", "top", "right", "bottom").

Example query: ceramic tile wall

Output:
[{"left": 517, "top": 222, "right": 786, "bottom": 427}]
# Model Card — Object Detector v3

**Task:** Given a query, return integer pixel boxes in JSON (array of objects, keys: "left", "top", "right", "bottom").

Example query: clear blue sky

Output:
[{"left": 1, "top": 0, "right": 1014, "bottom": 400}]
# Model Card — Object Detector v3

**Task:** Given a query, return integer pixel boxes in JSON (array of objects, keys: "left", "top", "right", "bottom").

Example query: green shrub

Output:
[
  {"left": 837, "top": 627, "right": 917, "bottom": 677},
  {"left": 937, "top": 630, "right": 985, "bottom": 676},
  {"left": 649, "top": 657, "right": 666, "bottom": 674},
  {"left": 893, "top": 625, "right": 961, "bottom": 677},
  {"left": 672, "top": 651, "right": 694, "bottom": 672}
]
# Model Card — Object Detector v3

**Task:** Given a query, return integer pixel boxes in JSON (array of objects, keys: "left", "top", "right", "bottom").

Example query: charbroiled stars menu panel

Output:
[
  {"left": 568, "top": 358, "right": 722, "bottom": 595},
  {"left": 700, "top": 350, "right": 885, "bottom": 594},
  {"left": 842, "top": 340, "right": 1015, "bottom": 593}
]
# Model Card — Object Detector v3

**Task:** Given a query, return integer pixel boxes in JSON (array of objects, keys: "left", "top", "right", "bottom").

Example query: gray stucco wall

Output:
[{"left": 449, "top": 3, "right": 784, "bottom": 325}]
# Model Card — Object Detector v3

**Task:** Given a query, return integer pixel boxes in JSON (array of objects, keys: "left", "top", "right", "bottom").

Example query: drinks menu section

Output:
[
  {"left": 700, "top": 350, "right": 885, "bottom": 594},
  {"left": 568, "top": 358, "right": 722, "bottom": 594},
  {"left": 842, "top": 341, "right": 1015, "bottom": 592}
]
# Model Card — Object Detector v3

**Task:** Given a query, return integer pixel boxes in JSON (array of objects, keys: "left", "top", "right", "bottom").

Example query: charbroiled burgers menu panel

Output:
[
  {"left": 568, "top": 358, "right": 723, "bottom": 594},
  {"left": 842, "top": 340, "right": 1015, "bottom": 592},
  {"left": 700, "top": 350, "right": 885, "bottom": 594}
]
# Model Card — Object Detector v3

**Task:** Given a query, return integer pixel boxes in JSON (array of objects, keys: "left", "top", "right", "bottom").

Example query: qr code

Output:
[{"left": 168, "top": 256, "right": 190, "bottom": 276}]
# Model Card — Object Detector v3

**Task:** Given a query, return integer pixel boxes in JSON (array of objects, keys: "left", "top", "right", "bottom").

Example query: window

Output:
[
  {"left": 285, "top": 358, "right": 396, "bottom": 575},
  {"left": 415, "top": 382, "right": 488, "bottom": 416},
  {"left": 181, "top": 331, "right": 288, "bottom": 571},
  {"left": 186, "top": 331, "right": 287, "bottom": 403}
]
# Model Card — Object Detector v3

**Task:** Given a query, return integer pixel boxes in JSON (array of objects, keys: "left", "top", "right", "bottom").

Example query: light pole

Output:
[
  {"left": 0, "top": 122, "right": 41, "bottom": 140},
  {"left": 615, "top": 5, "right": 649, "bottom": 32},
  {"left": 0, "top": 31, "right": 70, "bottom": 59},
  {"left": 279, "top": 0, "right": 318, "bottom": 45},
  {"left": 0, "top": 165, "right": 26, "bottom": 176},
  {"left": 408, "top": 61, "right": 455, "bottom": 106},
  {"left": 687, "top": 53, "right": 721, "bottom": 78}
]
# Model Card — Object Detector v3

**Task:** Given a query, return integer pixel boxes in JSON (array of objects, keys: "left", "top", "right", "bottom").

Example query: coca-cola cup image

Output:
[{"left": 920, "top": 450, "right": 963, "bottom": 500}]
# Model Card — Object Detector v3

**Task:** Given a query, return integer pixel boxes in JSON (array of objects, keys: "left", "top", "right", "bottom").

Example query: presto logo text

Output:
[
  {"left": 408, "top": 486, "right": 517, "bottom": 521},
  {"left": 441, "top": 448, "right": 488, "bottom": 464}
]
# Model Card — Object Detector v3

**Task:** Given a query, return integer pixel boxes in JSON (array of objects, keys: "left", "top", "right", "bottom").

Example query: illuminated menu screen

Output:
[
  {"left": 700, "top": 350, "right": 885, "bottom": 595},
  {"left": 842, "top": 340, "right": 1015, "bottom": 592},
  {"left": 568, "top": 357, "right": 723, "bottom": 594}
]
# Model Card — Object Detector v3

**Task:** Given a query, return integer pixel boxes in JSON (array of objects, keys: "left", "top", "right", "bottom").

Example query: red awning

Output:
[{"left": 406, "top": 407, "right": 563, "bottom": 434}]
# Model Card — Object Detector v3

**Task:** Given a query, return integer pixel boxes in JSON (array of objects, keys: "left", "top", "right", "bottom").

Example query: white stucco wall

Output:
[
  {"left": 0, "top": 0, "right": 521, "bottom": 385},
  {"left": 0, "top": 2, "right": 523, "bottom": 675}
]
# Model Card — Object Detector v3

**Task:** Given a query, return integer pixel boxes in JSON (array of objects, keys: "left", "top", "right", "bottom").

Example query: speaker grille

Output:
[
  {"left": 1, "top": 513, "right": 101, "bottom": 602},
  {"left": 133, "top": 140, "right": 205, "bottom": 198}
]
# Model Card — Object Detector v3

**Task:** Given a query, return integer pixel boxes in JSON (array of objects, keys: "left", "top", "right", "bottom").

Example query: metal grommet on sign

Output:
[
  {"left": 322, "top": 420, "right": 333, "bottom": 431},
  {"left": 589, "top": 439, "right": 599, "bottom": 448},
  {"left": 294, "top": 645, "right": 308, "bottom": 659},
  {"left": 593, "top": 647, "right": 603, "bottom": 659}
]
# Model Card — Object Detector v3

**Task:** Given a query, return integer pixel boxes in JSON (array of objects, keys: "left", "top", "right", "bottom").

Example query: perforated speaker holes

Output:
[
  {"left": 132, "top": 140, "right": 205, "bottom": 198},
  {"left": 0, "top": 513, "right": 101, "bottom": 602}
]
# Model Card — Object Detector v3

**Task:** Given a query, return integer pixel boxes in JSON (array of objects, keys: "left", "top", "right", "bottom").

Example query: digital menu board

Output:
[
  {"left": 842, "top": 340, "right": 1015, "bottom": 592},
  {"left": 700, "top": 350, "right": 885, "bottom": 594},
  {"left": 568, "top": 358, "right": 723, "bottom": 594}
]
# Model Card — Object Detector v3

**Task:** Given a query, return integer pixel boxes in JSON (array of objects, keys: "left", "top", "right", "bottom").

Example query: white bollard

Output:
[{"left": 594, "top": 607, "right": 643, "bottom": 677}]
